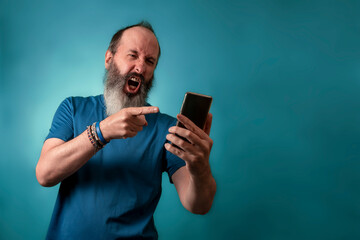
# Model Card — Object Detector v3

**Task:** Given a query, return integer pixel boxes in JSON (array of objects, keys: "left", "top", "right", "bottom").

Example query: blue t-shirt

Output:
[{"left": 45, "top": 95, "right": 185, "bottom": 240}]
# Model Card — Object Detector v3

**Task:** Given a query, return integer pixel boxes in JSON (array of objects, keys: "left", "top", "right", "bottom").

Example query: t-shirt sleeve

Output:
[
  {"left": 165, "top": 149, "right": 186, "bottom": 183},
  {"left": 162, "top": 117, "right": 186, "bottom": 183},
  {"left": 45, "top": 98, "right": 74, "bottom": 142}
]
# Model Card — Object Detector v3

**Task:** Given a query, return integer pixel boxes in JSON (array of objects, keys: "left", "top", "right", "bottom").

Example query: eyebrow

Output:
[{"left": 129, "top": 50, "right": 138, "bottom": 55}]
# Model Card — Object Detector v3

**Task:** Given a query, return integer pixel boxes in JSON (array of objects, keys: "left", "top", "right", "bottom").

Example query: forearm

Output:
[
  {"left": 174, "top": 167, "right": 216, "bottom": 215},
  {"left": 184, "top": 171, "right": 216, "bottom": 214},
  {"left": 36, "top": 130, "right": 97, "bottom": 187}
]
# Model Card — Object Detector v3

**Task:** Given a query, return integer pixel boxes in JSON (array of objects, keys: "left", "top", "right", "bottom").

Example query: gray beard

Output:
[{"left": 103, "top": 62, "right": 153, "bottom": 116}]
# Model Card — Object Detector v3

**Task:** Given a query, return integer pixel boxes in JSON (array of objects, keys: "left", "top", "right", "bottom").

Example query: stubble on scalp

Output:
[{"left": 103, "top": 62, "right": 153, "bottom": 116}]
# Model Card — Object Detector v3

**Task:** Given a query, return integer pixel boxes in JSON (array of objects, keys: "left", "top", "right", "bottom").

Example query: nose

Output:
[{"left": 135, "top": 60, "right": 145, "bottom": 75}]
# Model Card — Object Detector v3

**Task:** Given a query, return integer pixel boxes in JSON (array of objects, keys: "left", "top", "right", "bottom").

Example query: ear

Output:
[{"left": 105, "top": 50, "right": 113, "bottom": 70}]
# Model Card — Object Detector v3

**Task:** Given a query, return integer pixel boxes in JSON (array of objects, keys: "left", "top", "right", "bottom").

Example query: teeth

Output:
[
  {"left": 130, "top": 77, "right": 139, "bottom": 83},
  {"left": 128, "top": 76, "right": 140, "bottom": 89}
]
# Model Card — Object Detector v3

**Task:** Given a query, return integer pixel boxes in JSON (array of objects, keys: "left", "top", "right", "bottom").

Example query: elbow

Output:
[
  {"left": 37, "top": 178, "right": 54, "bottom": 188},
  {"left": 192, "top": 209, "right": 210, "bottom": 215},
  {"left": 36, "top": 164, "right": 58, "bottom": 187},
  {"left": 185, "top": 196, "right": 215, "bottom": 215},
  {"left": 189, "top": 204, "right": 213, "bottom": 215}
]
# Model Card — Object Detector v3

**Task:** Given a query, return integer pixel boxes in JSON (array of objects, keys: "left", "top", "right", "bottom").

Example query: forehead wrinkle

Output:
[{"left": 118, "top": 27, "right": 159, "bottom": 58}]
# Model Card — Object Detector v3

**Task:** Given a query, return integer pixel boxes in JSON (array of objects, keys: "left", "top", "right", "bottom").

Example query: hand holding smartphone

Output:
[{"left": 172, "top": 92, "right": 212, "bottom": 149}]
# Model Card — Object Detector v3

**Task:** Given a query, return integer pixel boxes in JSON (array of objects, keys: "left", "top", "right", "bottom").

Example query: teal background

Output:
[{"left": 1, "top": 0, "right": 360, "bottom": 239}]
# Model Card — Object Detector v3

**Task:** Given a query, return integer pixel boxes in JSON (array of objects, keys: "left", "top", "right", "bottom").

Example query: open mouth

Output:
[{"left": 125, "top": 76, "right": 141, "bottom": 95}]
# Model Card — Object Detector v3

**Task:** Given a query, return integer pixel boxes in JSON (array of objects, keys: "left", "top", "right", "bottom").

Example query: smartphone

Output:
[
  {"left": 172, "top": 92, "right": 212, "bottom": 149},
  {"left": 176, "top": 92, "right": 213, "bottom": 130}
]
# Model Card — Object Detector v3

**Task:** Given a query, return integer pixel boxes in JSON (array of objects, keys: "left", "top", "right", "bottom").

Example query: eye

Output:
[
  {"left": 146, "top": 59, "right": 155, "bottom": 65},
  {"left": 128, "top": 54, "right": 137, "bottom": 59}
]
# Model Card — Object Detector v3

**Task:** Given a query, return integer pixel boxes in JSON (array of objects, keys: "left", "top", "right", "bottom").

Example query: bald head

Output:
[{"left": 107, "top": 21, "right": 161, "bottom": 60}]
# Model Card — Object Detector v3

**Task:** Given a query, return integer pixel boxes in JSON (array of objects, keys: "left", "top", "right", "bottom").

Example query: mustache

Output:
[{"left": 125, "top": 72, "right": 145, "bottom": 83}]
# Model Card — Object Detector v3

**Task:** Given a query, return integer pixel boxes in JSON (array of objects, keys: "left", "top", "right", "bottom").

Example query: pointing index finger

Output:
[{"left": 128, "top": 106, "right": 159, "bottom": 116}]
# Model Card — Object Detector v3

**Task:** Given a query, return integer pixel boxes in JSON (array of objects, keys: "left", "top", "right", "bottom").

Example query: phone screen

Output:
[{"left": 177, "top": 92, "right": 212, "bottom": 129}]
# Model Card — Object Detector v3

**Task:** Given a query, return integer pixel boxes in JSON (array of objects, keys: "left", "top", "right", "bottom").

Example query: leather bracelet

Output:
[{"left": 96, "top": 121, "right": 109, "bottom": 144}]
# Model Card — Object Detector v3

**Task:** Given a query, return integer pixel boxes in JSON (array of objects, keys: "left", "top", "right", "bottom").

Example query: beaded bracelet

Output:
[{"left": 87, "top": 126, "right": 101, "bottom": 150}]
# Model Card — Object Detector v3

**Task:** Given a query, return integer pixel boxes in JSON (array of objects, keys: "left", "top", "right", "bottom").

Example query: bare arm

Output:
[
  {"left": 36, "top": 132, "right": 96, "bottom": 187},
  {"left": 164, "top": 113, "right": 216, "bottom": 214},
  {"left": 36, "top": 106, "right": 159, "bottom": 187}
]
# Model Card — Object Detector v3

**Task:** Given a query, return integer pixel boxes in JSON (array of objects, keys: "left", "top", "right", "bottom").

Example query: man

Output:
[{"left": 36, "top": 21, "right": 216, "bottom": 239}]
